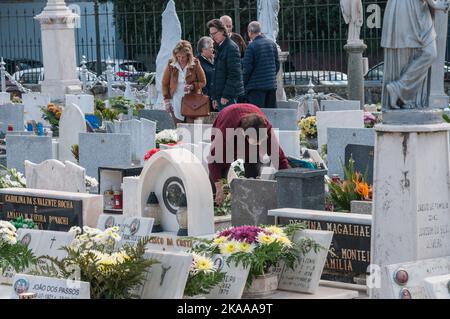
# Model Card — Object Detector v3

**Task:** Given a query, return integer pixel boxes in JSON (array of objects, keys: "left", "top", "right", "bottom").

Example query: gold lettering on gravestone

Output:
[{"left": 48, "top": 216, "right": 69, "bottom": 226}]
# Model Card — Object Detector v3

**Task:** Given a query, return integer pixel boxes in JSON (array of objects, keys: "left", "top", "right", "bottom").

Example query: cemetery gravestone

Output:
[
  {"left": 79, "top": 133, "right": 132, "bottom": 178},
  {"left": 327, "top": 127, "right": 375, "bottom": 180},
  {"left": 139, "top": 109, "right": 175, "bottom": 132},
  {"left": 117, "top": 217, "right": 154, "bottom": 248},
  {"left": 205, "top": 255, "right": 250, "bottom": 299},
  {"left": 111, "top": 119, "right": 156, "bottom": 165},
  {"left": 0, "top": 103, "right": 24, "bottom": 134},
  {"left": 177, "top": 123, "right": 212, "bottom": 143},
  {"left": 321, "top": 100, "right": 361, "bottom": 111},
  {"left": 316, "top": 110, "right": 364, "bottom": 151},
  {"left": 65, "top": 94, "right": 94, "bottom": 114},
  {"left": 22, "top": 93, "right": 50, "bottom": 124},
  {"left": 384, "top": 256, "right": 450, "bottom": 299},
  {"left": 275, "top": 168, "right": 327, "bottom": 210},
  {"left": 0, "top": 188, "right": 103, "bottom": 228},
  {"left": 59, "top": 103, "right": 87, "bottom": 162},
  {"left": 345, "top": 144, "right": 374, "bottom": 184},
  {"left": 11, "top": 274, "right": 90, "bottom": 299},
  {"left": 139, "top": 250, "right": 192, "bottom": 299},
  {"left": 278, "top": 229, "right": 333, "bottom": 294},
  {"left": 137, "top": 148, "right": 214, "bottom": 236},
  {"left": 0, "top": 92, "right": 11, "bottom": 105},
  {"left": 6, "top": 135, "right": 53, "bottom": 173},
  {"left": 262, "top": 109, "right": 298, "bottom": 130},
  {"left": 231, "top": 179, "right": 277, "bottom": 226},
  {"left": 278, "top": 130, "right": 300, "bottom": 158},
  {"left": 25, "top": 159, "right": 86, "bottom": 193},
  {"left": 277, "top": 100, "right": 300, "bottom": 110},
  {"left": 269, "top": 208, "right": 371, "bottom": 285},
  {"left": 424, "top": 274, "right": 450, "bottom": 299}
]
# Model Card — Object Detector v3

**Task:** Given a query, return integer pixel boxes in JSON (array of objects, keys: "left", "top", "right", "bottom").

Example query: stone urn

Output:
[{"left": 241, "top": 272, "right": 278, "bottom": 298}]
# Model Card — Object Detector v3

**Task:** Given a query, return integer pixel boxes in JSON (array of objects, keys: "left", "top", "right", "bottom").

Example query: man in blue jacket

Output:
[
  {"left": 243, "top": 21, "right": 280, "bottom": 109},
  {"left": 207, "top": 19, "right": 245, "bottom": 111}
]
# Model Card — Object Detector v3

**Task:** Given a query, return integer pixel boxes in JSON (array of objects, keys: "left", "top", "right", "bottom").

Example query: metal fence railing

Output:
[{"left": 1, "top": 0, "right": 448, "bottom": 87}]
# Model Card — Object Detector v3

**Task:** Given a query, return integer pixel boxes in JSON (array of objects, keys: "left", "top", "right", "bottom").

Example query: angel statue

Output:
[
  {"left": 382, "top": 0, "right": 449, "bottom": 110},
  {"left": 340, "top": 0, "right": 363, "bottom": 45},
  {"left": 257, "top": 0, "right": 280, "bottom": 44}
]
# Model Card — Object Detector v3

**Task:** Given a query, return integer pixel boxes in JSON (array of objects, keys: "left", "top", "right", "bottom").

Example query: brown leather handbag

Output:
[{"left": 181, "top": 93, "right": 211, "bottom": 117}]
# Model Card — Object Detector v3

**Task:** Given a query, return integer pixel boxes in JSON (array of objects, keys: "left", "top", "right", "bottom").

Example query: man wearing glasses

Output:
[{"left": 207, "top": 19, "right": 244, "bottom": 111}]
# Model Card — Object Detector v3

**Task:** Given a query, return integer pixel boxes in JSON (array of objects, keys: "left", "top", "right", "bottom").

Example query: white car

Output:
[
  {"left": 283, "top": 71, "right": 348, "bottom": 86},
  {"left": 12, "top": 67, "right": 99, "bottom": 85}
]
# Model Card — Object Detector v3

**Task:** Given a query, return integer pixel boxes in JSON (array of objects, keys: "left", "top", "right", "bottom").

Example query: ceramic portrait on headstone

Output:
[
  {"left": 340, "top": 0, "right": 363, "bottom": 45},
  {"left": 381, "top": 0, "right": 449, "bottom": 111}
]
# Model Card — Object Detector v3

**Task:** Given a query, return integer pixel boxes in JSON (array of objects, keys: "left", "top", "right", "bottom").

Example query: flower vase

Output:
[{"left": 242, "top": 273, "right": 278, "bottom": 298}]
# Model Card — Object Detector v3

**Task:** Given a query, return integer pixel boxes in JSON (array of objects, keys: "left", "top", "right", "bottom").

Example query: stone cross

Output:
[
  {"left": 80, "top": 55, "right": 88, "bottom": 93},
  {"left": 0, "top": 57, "right": 6, "bottom": 93}
]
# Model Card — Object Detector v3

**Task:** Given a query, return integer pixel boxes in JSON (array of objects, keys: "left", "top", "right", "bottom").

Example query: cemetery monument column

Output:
[
  {"left": 35, "top": 0, "right": 82, "bottom": 101},
  {"left": 371, "top": 0, "right": 450, "bottom": 299},
  {"left": 341, "top": 0, "right": 366, "bottom": 108}
]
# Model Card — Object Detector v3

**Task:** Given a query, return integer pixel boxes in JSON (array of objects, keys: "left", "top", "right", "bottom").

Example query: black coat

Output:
[
  {"left": 243, "top": 35, "right": 280, "bottom": 91},
  {"left": 211, "top": 37, "right": 245, "bottom": 100},
  {"left": 197, "top": 54, "right": 214, "bottom": 96}
]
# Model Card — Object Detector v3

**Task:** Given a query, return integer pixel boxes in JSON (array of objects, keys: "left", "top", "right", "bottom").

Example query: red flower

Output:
[{"left": 144, "top": 148, "right": 160, "bottom": 161}]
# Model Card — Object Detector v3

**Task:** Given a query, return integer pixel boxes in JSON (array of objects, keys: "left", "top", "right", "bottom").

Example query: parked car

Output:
[
  {"left": 283, "top": 71, "right": 348, "bottom": 86},
  {"left": 365, "top": 61, "right": 450, "bottom": 85},
  {"left": 3, "top": 58, "right": 43, "bottom": 75},
  {"left": 11, "top": 67, "right": 98, "bottom": 85},
  {"left": 81, "top": 59, "right": 149, "bottom": 83}
]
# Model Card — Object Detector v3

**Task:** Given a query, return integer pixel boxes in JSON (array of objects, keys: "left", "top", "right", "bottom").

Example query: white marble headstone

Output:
[
  {"left": 316, "top": 110, "right": 364, "bottom": 150},
  {"left": 139, "top": 250, "right": 192, "bottom": 299},
  {"left": 278, "top": 229, "right": 333, "bottom": 294},
  {"left": 97, "top": 214, "right": 125, "bottom": 230},
  {"left": 22, "top": 93, "right": 50, "bottom": 124},
  {"left": 424, "top": 274, "right": 450, "bottom": 299},
  {"left": 384, "top": 256, "right": 450, "bottom": 299},
  {"left": 25, "top": 159, "right": 86, "bottom": 193},
  {"left": 65, "top": 94, "right": 94, "bottom": 114},
  {"left": 17, "top": 229, "right": 75, "bottom": 259},
  {"left": 0, "top": 92, "right": 11, "bottom": 105},
  {"left": 205, "top": 255, "right": 250, "bottom": 299},
  {"left": 11, "top": 274, "right": 90, "bottom": 299},
  {"left": 155, "top": 0, "right": 181, "bottom": 109},
  {"left": 137, "top": 148, "right": 214, "bottom": 236},
  {"left": 59, "top": 103, "right": 87, "bottom": 162},
  {"left": 117, "top": 217, "right": 154, "bottom": 249},
  {"left": 124, "top": 82, "right": 136, "bottom": 104},
  {"left": 278, "top": 130, "right": 301, "bottom": 158},
  {"left": 111, "top": 118, "right": 156, "bottom": 165}
]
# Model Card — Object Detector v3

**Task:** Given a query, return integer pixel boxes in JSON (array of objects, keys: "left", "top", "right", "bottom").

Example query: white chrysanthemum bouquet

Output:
[
  {"left": 183, "top": 253, "right": 225, "bottom": 297},
  {"left": 0, "top": 220, "right": 35, "bottom": 273}
]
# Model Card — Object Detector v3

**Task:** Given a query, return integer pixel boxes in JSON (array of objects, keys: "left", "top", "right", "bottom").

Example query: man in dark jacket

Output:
[
  {"left": 207, "top": 19, "right": 245, "bottom": 111},
  {"left": 243, "top": 21, "right": 280, "bottom": 109},
  {"left": 220, "top": 15, "right": 247, "bottom": 59},
  {"left": 197, "top": 36, "right": 215, "bottom": 110}
]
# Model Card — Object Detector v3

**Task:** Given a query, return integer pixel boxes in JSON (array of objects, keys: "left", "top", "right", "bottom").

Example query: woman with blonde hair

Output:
[{"left": 162, "top": 40, "right": 207, "bottom": 123}]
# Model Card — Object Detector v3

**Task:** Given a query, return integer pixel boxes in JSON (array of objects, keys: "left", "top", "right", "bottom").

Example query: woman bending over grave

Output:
[
  {"left": 381, "top": 0, "right": 449, "bottom": 110},
  {"left": 162, "top": 40, "right": 207, "bottom": 124}
]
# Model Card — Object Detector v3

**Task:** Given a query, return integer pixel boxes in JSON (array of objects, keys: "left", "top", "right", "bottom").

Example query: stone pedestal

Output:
[
  {"left": 371, "top": 123, "right": 450, "bottom": 299},
  {"left": 344, "top": 42, "right": 367, "bottom": 109},
  {"left": 35, "top": 0, "right": 82, "bottom": 101},
  {"left": 429, "top": 10, "right": 449, "bottom": 109},
  {"left": 276, "top": 51, "right": 289, "bottom": 102},
  {"left": 275, "top": 168, "right": 327, "bottom": 210}
]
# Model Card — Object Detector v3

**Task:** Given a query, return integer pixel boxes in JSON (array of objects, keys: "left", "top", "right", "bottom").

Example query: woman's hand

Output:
[
  {"left": 212, "top": 100, "right": 218, "bottom": 110},
  {"left": 184, "top": 84, "right": 194, "bottom": 93},
  {"left": 214, "top": 180, "right": 225, "bottom": 206},
  {"left": 164, "top": 99, "right": 173, "bottom": 113}
]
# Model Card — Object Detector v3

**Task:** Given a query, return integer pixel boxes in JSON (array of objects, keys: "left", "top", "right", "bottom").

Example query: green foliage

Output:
[
  {"left": 137, "top": 73, "right": 156, "bottom": 86},
  {"left": 0, "top": 241, "right": 36, "bottom": 274},
  {"left": 0, "top": 164, "right": 26, "bottom": 188},
  {"left": 10, "top": 216, "right": 37, "bottom": 230},
  {"left": 94, "top": 98, "right": 106, "bottom": 112},
  {"left": 101, "top": 108, "right": 119, "bottom": 121},
  {"left": 34, "top": 237, "right": 158, "bottom": 299},
  {"left": 184, "top": 271, "right": 225, "bottom": 297},
  {"left": 443, "top": 113, "right": 450, "bottom": 123}
]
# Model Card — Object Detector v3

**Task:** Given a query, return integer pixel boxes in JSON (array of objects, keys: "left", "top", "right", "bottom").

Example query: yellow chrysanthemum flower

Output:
[
  {"left": 239, "top": 242, "right": 255, "bottom": 253},
  {"left": 276, "top": 235, "right": 293, "bottom": 248},
  {"left": 213, "top": 236, "right": 228, "bottom": 245},
  {"left": 257, "top": 233, "right": 275, "bottom": 245},
  {"left": 265, "top": 226, "right": 285, "bottom": 236},
  {"left": 219, "top": 241, "right": 239, "bottom": 255}
]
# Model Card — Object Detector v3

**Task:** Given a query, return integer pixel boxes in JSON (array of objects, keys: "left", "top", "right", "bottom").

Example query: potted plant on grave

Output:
[
  {"left": 34, "top": 226, "right": 158, "bottom": 299},
  {"left": 183, "top": 252, "right": 225, "bottom": 298},
  {"left": 327, "top": 157, "right": 372, "bottom": 212},
  {"left": 41, "top": 103, "right": 63, "bottom": 137},
  {"left": 299, "top": 116, "right": 317, "bottom": 149},
  {"left": 0, "top": 221, "right": 36, "bottom": 274},
  {"left": 192, "top": 223, "right": 322, "bottom": 296}
]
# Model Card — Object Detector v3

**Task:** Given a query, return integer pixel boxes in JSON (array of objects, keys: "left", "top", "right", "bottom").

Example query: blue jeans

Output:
[{"left": 217, "top": 97, "right": 237, "bottom": 112}]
